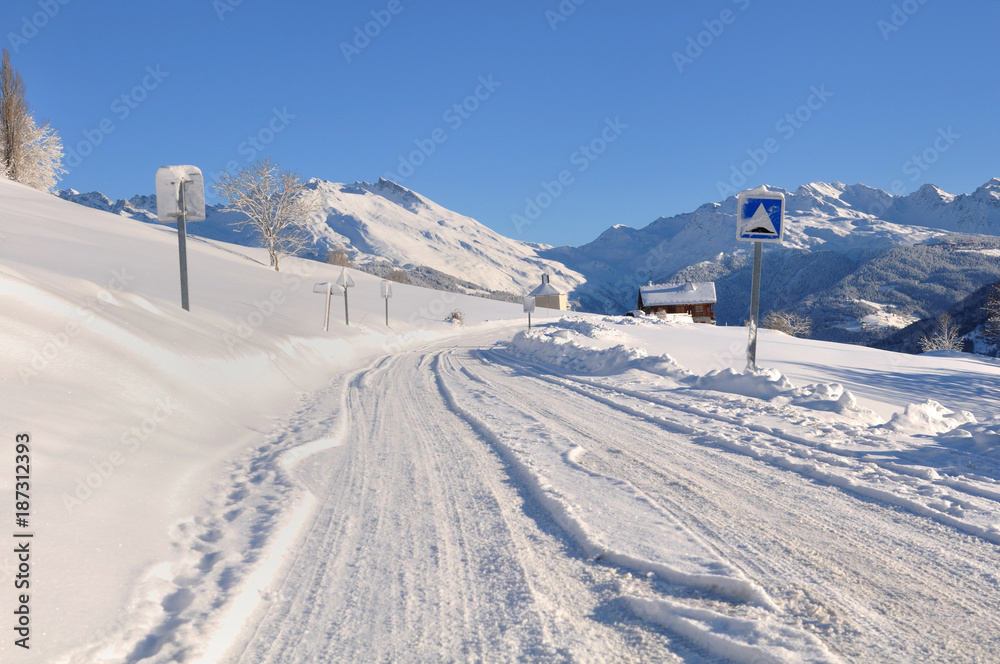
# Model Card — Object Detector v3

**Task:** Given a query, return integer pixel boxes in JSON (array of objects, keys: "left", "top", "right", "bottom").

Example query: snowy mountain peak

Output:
[
  {"left": 361, "top": 177, "right": 429, "bottom": 212},
  {"left": 972, "top": 177, "right": 1000, "bottom": 201},
  {"left": 56, "top": 189, "right": 115, "bottom": 211},
  {"left": 56, "top": 189, "right": 159, "bottom": 222},
  {"left": 795, "top": 181, "right": 848, "bottom": 200},
  {"left": 909, "top": 183, "right": 955, "bottom": 206}
]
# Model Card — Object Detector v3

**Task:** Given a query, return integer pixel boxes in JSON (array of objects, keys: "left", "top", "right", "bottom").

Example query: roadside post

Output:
[
  {"left": 336, "top": 267, "right": 357, "bottom": 326},
  {"left": 155, "top": 166, "right": 206, "bottom": 311},
  {"left": 736, "top": 187, "right": 785, "bottom": 371},
  {"left": 523, "top": 295, "right": 535, "bottom": 329},
  {"left": 381, "top": 280, "right": 393, "bottom": 326},
  {"left": 312, "top": 282, "right": 338, "bottom": 331}
]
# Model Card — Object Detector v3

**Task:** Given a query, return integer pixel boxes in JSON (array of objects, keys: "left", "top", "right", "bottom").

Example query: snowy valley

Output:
[
  {"left": 6, "top": 1, "right": 1000, "bottom": 661},
  {"left": 4, "top": 176, "right": 1000, "bottom": 662}
]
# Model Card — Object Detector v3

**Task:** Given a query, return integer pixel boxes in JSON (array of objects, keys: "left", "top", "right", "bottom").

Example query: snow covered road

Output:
[
  {"left": 84, "top": 321, "right": 1000, "bottom": 664},
  {"left": 233, "top": 336, "right": 683, "bottom": 663},
  {"left": 202, "top": 323, "right": 1000, "bottom": 663}
]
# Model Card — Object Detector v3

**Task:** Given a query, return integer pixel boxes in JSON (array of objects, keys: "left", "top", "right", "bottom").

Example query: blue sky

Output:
[{"left": 5, "top": 0, "right": 999, "bottom": 247}]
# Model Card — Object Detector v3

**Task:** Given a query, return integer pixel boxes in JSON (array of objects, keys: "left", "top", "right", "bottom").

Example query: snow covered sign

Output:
[
  {"left": 312, "top": 282, "right": 338, "bottom": 295},
  {"left": 336, "top": 268, "right": 356, "bottom": 326},
  {"left": 313, "top": 282, "right": 342, "bottom": 332},
  {"left": 155, "top": 165, "right": 205, "bottom": 312},
  {"left": 155, "top": 165, "right": 206, "bottom": 223},
  {"left": 335, "top": 267, "right": 357, "bottom": 289},
  {"left": 380, "top": 280, "right": 392, "bottom": 326},
  {"left": 737, "top": 187, "right": 784, "bottom": 243},
  {"left": 737, "top": 187, "right": 786, "bottom": 371}
]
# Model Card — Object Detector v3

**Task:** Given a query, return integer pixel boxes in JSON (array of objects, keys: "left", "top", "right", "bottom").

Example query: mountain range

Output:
[{"left": 56, "top": 177, "right": 1000, "bottom": 345}]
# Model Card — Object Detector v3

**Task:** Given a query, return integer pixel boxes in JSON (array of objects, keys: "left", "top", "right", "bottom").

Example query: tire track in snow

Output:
[
  {"left": 462, "top": 349, "right": 1000, "bottom": 663},
  {"left": 485, "top": 350, "right": 1000, "bottom": 546},
  {"left": 234, "top": 346, "right": 681, "bottom": 663},
  {"left": 434, "top": 352, "right": 776, "bottom": 607}
]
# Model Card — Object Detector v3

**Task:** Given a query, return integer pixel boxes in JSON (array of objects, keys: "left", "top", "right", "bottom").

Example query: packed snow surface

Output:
[{"left": 4, "top": 179, "right": 1000, "bottom": 663}]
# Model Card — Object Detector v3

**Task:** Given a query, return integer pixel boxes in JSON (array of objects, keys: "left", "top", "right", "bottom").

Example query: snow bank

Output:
[
  {"left": 690, "top": 367, "right": 796, "bottom": 400},
  {"left": 882, "top": 400, "right": 977, "bottom": 435},
  {"left": 553, "top": 316, "right": 626, "bottom": 339},
  {"left": 510, "top": 319, "right": 884, "bottom": 425},
  {"left": 512, "top": 329, "right": 647, "bottom": 375},
  {"left": 688, "top": 368, "right": 883, "bottom": 424},
  {"left": 508, "top": 321, "right": 688, "bottom": 378}
]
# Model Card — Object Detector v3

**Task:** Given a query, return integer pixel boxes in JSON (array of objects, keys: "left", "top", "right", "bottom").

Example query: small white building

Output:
[
  {"left": 528, "top": 274, "right": 568, "bottom": 311},
  {"left": 637, "top": 281, "right": 717, "bottom": 324}
]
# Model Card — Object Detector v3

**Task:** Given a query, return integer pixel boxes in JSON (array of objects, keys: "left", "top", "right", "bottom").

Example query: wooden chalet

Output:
[{"left": 637, "top": 281, "right": 716, "bottom": 324}]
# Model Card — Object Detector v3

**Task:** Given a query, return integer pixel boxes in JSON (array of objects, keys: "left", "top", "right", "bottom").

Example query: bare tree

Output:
[
  {"left": 762, "top": 310, "right": 812, "bottom": 337},
  {"left": 327, "top": 249, "right": 354, "bottom": 267},
  {"left": 1, "top": 48, "right": 29, "bottom": 182},
  {"left": 919, "top": 312, "right": 963, "bottom": 352},
  {"left": 386, "top": 268, "right": 409, "bottom": 285},
  {"left": 214, "top": 157, "right": 317, "bottom": 271}
]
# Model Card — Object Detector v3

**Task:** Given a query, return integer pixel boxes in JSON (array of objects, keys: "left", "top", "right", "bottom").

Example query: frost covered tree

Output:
[
  {"left": 762, "top": 310, "right": 812, "bottom": 337},
  {"left": 0, "top": 48, "right": 65, "bottom": 191},
  {"left": 919, "top": 313, "right": 963, "bottom": 352},
  {"left": 983, "top": 284, "right": 1000, "bottom": 348},
  {"left": 214, "top": 157, "right": 317, "bottom": 271},
  {"left": 17, "top": 116, "right": 66, "bottom": 191}
]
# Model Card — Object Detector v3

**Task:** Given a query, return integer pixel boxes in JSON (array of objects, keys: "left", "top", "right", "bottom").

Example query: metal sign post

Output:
[
  {"left": 313, "top": 282, "right": 336, "bottom": 331},
  {"left": 736, "top": 187, "right": 785, "bottom": 372},
  {"left": 156, "top": 166, "right": 206, "bottom": 312},
  {"left": 381, "top": 280, "right": 393, "bottom": 326},
  {"left": 176, "top": 187, "right": 190, "bottom": 311},
  {"left": 336, "top": 268, "right": 357, "bottom": 326},
  {"left": 523, "top": 296, "right": 535, "bottom": 329},
  {"left": 747, "top": 241, "right": 763, "bottom": 370}
]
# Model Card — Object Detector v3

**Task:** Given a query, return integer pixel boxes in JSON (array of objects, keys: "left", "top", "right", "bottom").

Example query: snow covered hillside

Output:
[{"left": 58, "top": 178, "right": 586, "bottom": 299}]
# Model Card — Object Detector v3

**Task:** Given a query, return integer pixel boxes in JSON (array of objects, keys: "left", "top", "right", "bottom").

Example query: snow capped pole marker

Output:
[
  {"left": 737, "top": 187, "right": 785, "bottom": 371},
  {"left": 312, "top": 282, "right": 337, "bottom": 331},
  {"left": 523, "top": 295, "right": 535, "bottom": 329},
  {"left": 381, "top": 280, "right": 393, "bottom": 326},
  {"left": 336, "top": 267, "right": 357, "bottom": 326},
  {"left": 155, "top": 166, "right": 206, "bottom": 312}
]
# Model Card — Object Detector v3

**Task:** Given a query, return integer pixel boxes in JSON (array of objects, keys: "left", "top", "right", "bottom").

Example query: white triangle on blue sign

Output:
[{"left": 743, "top": 202, "right": 778, "bottom": 236}]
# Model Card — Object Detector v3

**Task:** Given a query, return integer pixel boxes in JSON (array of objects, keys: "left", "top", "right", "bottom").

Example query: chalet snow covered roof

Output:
[{"left": 640, "top": 281, "right": 716, "bottom": 306}]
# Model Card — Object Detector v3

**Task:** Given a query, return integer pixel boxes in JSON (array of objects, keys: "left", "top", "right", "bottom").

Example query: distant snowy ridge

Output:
[
  {"left": 545, "top": 177, "right": 1000, "bottom": 340},
  {"left": 58, "top": 178, "right": 586, "bottom": 298},
  {"left": 58, "top": 177, "right": 1000, "bottom": 343}
]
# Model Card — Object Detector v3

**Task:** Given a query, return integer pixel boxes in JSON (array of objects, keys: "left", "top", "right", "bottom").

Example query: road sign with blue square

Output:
[{"left": 737, "top": 189, "right": 785, "bottom": 243}]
